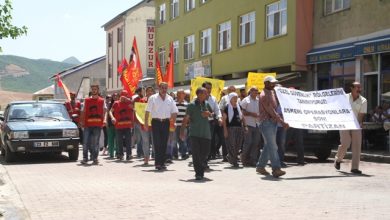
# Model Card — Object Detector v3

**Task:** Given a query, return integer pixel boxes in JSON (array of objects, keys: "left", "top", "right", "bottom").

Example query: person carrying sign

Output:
[
  {"left": 256, "top": 76, "right": 289, "bottom": 178},
  {"left": 334, "top": 82, "right": 367, "bottom": 174}
]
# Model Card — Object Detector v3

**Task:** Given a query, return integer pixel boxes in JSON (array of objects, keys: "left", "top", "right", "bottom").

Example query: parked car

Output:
[
  {"left": 0, "top": 101, "right": 80, "bottom": 162},
  {"left": 285, "top": 129, "right": 339, "bottom": 161}
]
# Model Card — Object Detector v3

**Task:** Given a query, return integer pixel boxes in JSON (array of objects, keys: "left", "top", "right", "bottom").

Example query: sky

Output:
[{"left": 1, "top": 0, "right": 142, "bottom": 63}]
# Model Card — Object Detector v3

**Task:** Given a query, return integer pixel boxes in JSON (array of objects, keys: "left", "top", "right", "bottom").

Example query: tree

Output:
[{"left": 0, "top": 0, "right": 27, "bottom": 52}]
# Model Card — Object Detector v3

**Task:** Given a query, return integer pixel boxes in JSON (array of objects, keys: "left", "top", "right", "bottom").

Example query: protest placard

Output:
[
  {"left": 274, "top": 87, "right": 360, "bottom": 130},
  {"left": 246, "top": 72, "right": 276, "bottom": 91},
  {"left": 134, "top": 102, "right": 151, "bottom": 126},
  {"left": 190, "top": 77, "right": 225, "bottom": 101}
]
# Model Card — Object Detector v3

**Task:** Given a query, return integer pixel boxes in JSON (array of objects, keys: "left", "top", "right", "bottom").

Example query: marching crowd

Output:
[{"left": 65, "top": 76, "right": 367, "bottom": 180}]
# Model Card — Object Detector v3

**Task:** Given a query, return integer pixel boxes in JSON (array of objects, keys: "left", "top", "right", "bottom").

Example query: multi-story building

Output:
[
  {"left": 154, "top": 0, "right": 313, "bottom": 89},
  {"left": 307, "top": 0, "right": 390, "bottom": 111},
  {"left": 102, "top": 0, "right": 155, "bottom": 94}
]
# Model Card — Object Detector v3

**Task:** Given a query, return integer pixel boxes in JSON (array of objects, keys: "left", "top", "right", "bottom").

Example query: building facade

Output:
[
  {"left": 154, "top": 0, "right": 313, "bottom": 89},
  {"left": 51, "top": 56, "right": 106, "bottom": 100},
  {"left": 307, "top": 0, "right": 390, "bottom": 111},
  {"left": 102, "top": 0, "right": 155, "bottom": 94}
]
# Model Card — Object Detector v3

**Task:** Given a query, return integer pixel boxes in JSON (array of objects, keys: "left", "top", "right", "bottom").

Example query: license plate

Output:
[{"left": 34, "top": 141, "right": 59, "bottom": 147}]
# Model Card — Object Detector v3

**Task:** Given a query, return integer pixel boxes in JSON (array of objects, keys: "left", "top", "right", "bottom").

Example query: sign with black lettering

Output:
[{"left": 275, "top": 87, "right": 360, "bottom": 130}]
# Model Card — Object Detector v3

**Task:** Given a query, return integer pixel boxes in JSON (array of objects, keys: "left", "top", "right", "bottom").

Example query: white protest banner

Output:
[{"left": 274, "top": 87, "right": 360, "bottom": 130}]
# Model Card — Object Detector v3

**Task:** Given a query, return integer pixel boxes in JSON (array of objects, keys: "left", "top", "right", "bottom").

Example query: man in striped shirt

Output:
[{"left": 171, "top": 89, "right": 189, "bottom": 159}]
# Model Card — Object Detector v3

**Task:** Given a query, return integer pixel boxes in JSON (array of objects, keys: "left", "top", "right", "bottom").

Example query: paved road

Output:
[{"left": 0, "top": 151, "right": 389, "bottom": 220}]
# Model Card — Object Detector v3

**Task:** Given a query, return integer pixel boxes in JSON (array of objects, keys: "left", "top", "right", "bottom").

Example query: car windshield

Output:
[{"left": 8, "top": 103, "right": 70, "bottom": 121}]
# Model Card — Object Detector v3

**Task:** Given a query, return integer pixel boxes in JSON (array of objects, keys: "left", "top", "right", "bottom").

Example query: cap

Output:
[{"left": 264, "top": 75, "right": 278, "bottom": 83}]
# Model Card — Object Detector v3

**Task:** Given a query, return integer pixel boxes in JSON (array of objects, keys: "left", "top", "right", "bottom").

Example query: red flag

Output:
[
  {"left": 164, "top": 41, "right": 174, "bottom": 88},
  {"left": 125, "top": 36, "right": 143, "bottom": 95},
  {"left": 117, "top": 58, "right": 133, "bottom": 96},
  {"left": 117, "top": 58, "right": 128, "bottom": 75},
  {"left": 155, "top": 51, "right": 163, "bottom": 85},
  {"left": 55, "top": 74, "right": 71, "bottom": 101}
]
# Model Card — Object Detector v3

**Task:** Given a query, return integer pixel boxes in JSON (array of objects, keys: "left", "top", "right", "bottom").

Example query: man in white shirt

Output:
[
  {"left": 240, "top": 86, "right": 261, "bottom": 166},
  {"left": 334, "top": 82, "right": 367, "bottom": 174},
  {"left": 145, "top": 82, "right": 178, "bottom": 170}
]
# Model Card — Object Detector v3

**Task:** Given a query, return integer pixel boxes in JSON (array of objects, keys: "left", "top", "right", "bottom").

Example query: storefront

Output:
[{"left": 308, "top": 34, "right": 390, "bottom": 113}]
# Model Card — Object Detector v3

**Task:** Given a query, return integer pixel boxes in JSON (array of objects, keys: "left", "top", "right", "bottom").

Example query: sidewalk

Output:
[
  {"left": 330, "top": 149, "right": 390, "bottom": 163},
  {"left": 0, "top": 165, "right": 30, "bottom": 220}
]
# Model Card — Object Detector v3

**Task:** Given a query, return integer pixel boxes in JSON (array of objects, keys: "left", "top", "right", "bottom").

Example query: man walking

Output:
[
  {"left": 110, "top": 90, "right": 134, "bottom": 161},
  {"left": 181, "top": 87, "right": 212, "bottom": 180},
  {"left": 80, "top": 84, "right": 105, "bottom": 165},
  {"left": 256, "top": 76, "right": 288, "bottom": 177},
  {"left": 65, "top": 92, "right": 82, "bottom": 143},
  {"left": 171, "top": 89, "right": 189, "bottom": 160},
  {"left": 145, "top": 82, "right": 178, "bottom": 170},
  {"left": 334, "top": 82, "right": 367, "bottom": 174},
  {"left": 240, "top": 86, "right": 261, "bottom": 166}
]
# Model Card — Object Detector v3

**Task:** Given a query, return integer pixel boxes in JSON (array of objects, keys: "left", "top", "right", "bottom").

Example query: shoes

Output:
[
  {"left": 80, "top": 159, "right": 88, "bottom": 164},
  {"left": 119, "top": 156, "right": 124, "bottom": 160},
  {"left": 166, "top": 159, "right": 173, "bottom": 164},
  {"left": 280, "top": 162, "right": 288, "bottom": 168},
  {"left": 222, "top": 156, "right": 228, "bottom": 162},
  {"left": 232, "top": 163, "right": 239, "bottom": 168},
  {"left": 272, "top": 169, "right": 286, "bottom": 178},
  {"left": 297, "top": 161, "right": 307, "bottom": 166},
  {"left": 126, "top": 155, "right": 131, "bottom": 161},
  {"left": 334, "top": 161, "right": 340, "bottom": 170},
  {"left": 204, "top": 165, "right": 210, "bottom": 172},
  {"left": 92, "top": 160, "right": 99, "bottom": 165},
  {"left": 351, "top": 169, "right": 362, "bottom": 174},
  {"left": 256, "top": 167, "right": 270, "bottom": 175},
  {"left": 195, "top": 175, "right": 203, "bottom": 180},
  {"left": 181, "top": 155, "right": 189, "bottom": 160}
]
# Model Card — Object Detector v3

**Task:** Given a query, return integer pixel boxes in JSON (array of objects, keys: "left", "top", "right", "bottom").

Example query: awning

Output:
[
  {"left": 355, "top": 34, "right": 390, "bottom": 56},
  {"left": 307, "top": 43, "right": 355, "bottom": 64}
]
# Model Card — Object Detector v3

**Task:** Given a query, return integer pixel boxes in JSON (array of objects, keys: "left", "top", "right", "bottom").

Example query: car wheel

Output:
[
  {"left": 68, "top": 148, "right": 79, "bottom": 161},
  {"left": 4, "top": 145, "right": 16, "bottom": 163},
  {"left": 314, "top": 147, "right": 331, "bottom": 161}
]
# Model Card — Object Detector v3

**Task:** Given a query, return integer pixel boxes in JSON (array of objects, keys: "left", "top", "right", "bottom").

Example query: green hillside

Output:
[{"left": 0, "top": 55, "right": 75, "bottom": 93}]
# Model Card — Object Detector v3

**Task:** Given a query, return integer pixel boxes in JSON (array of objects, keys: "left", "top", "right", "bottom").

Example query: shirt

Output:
[
  {"left": 186, "top": 100, "right": 212, "bottom": 139},
  {"left": 175, "top": 101, "right": 188, "bottom": 126},
  {"left": 146, "top": 93, "right": 178, "bottom": 119},
  {"left": 347, "top": 93, "right": 367, "bottom": 118},
  {"left": 224, "top": 106, "right": 242, "bottom": 127},
  {"left": 241, "top": 95, "right": 260, "bottom": 127},
  {"left": 219, "top": 95, "right": 229, "bottom": 111},
  {"left": 207, "top": 95, "right": 222, "bottom": 121},
  {"left": 259, "top": 89, "right": 283, "bottom": 123}
]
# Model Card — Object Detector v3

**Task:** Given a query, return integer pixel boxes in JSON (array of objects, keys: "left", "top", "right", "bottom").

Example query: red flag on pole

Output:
[
  {"left": 124, "top": 36, "right": 143, "bottom": 95},
  {"left": 117, "top": 58, "right": 133, "bottom": 96},
  {"left": 164, "top": 41, "right": 174, "bottom": 88},
  {"left": 55, "top": 74, "right": 71, "bottom": 101},
  {"left": 155, "top": 51, "right": 163, "bottom": 86}
]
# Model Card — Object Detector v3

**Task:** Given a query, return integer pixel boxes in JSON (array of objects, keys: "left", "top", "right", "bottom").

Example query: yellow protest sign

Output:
[
  {"left": 134, "top": 102, "right": 151, "bottom": 126},
  {"left": 246, "top": 72, "right": 276, "bottom": 91},
  {"left": 190, "top": 77, "right": 225, "bottom": 101}
]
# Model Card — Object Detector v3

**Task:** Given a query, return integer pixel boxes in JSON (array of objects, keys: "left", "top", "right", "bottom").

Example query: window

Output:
[
  {"left": 171, "top": 0, "right": 179, "bottom": 19},
  {"left": 200, "top": 0, "right": 208, "bottom": 4},
  {"left": 117, "top": 27, "right": 122, "bottom": 43},
  {"left": 159, "top": 46, "right": 166, "bottom": 66},
  {"left": 159, "top": 3, "right": 166, "bottom": 24},
  {"left": 184, "top": 35, "right": 195, "bottom": 60},
  {"left": 185, "top": 0, "right": 195, "bottom": 12},
  {"left": 266, "top": 0, "right": 287, "bottom": 39},
  {"left": 108, "top": 64, "right": 112, "bottom": 78},
  {"left": 239, "top": 11, "right": 256, "bottom": 45},
  {"left": 218, "top": 21, "right": 231, "bottom": 51},
  {"left": 324, "top": 0, "right": 351, "bottom": 15},
  {"left": 173, "top": 40, "right": 179, "bottom": 64},
  {"left": 108, "top": 32, "right": 112, "bottom": 47},
  {"left": 200, "top": 28, "right": 212, "bottom": 56}
]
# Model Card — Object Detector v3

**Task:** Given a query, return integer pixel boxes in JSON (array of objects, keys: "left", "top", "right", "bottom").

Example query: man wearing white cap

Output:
[{"left": 256, "top": 75, "right": 289, "bottom": 177}]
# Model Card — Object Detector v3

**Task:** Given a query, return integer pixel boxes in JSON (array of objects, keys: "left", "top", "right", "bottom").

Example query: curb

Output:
[{"left": 330, "top": 150, "right": 390, "bottom": 164}]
